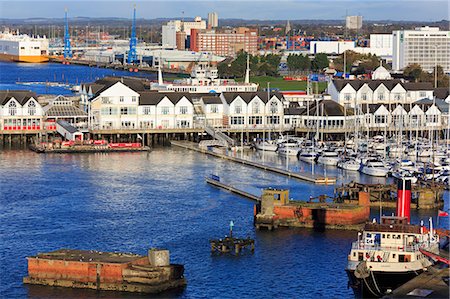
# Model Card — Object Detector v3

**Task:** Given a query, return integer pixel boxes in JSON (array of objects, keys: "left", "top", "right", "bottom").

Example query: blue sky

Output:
[{"left": 0, "top": 0, "right": 448, "bottom": 21}]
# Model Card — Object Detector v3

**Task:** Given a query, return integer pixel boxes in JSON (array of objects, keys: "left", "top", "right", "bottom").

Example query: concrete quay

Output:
[{"left": 171, "top": 140, "right": 336, "bottom": 185}]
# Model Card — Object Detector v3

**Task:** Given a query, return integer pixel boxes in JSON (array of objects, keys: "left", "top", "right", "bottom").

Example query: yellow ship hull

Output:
[{"left": 0, "top": 53, "right": 49, "bottom": 63}]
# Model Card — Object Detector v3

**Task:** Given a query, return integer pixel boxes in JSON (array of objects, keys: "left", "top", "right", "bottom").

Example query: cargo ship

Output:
[
  {"left": 345, "top": 179, "right": 440, "bottom": 298},
  {"left": 23, "top": 248, "right": 186, "bottom": 294},
  {"left": 0, "top": 30, "right": 49, "bottom": 63}
]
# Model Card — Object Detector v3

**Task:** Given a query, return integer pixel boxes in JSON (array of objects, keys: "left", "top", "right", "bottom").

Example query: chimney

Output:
[{"left": 396, "top": 178, "right": 412, "bottom": 223}]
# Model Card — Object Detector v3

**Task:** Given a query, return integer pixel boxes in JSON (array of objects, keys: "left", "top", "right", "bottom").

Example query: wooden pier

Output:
[
  {"left": 206, "top": 176, "right": 260, "bottom": 201},
  {"left": 172, "top": 141, "right": 336, "bottom": 185}
]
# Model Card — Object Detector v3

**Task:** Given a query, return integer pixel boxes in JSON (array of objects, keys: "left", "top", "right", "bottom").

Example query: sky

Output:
[{"left": 0, "top": 0, "right": 448, "bottom": 21}]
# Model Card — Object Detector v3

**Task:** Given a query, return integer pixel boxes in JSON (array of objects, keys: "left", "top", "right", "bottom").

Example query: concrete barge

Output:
[{"left": 23, "top": 248, "right": 186, "bottom": 294}]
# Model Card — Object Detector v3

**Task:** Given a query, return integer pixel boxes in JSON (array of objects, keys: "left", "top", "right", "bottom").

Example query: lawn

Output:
[{"left": 246, "top": 76, "right": 327, "bottom": 92}]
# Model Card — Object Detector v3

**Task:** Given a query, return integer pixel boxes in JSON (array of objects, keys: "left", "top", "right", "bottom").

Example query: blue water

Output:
[
  {"left": 0, "top": 61, "right": 156, "bottom": 95},
  {"left": 0, "top": 148, "right": 448, "bottom": 299},
  {"left": 0, "top": 62, "right": 448, "bottom": 298}
]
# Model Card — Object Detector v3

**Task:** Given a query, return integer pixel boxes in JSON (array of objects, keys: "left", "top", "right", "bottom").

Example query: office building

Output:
[
  {"left": 208, "top": 12, "right": 219, "bottom": 29},
  {"left": 393, "top": 27, "right": 450, "bottom": 72}
]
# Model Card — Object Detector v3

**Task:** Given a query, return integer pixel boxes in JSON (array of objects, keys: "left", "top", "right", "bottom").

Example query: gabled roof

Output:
[
  {"left": 88, "top": 77, "right": 149, "bottom": 98},
  {"left": 0, "top": 90, "right": 37, "bottom": 106},
  {"left": 202, "top": 95, "right": 223, "bottom": 104},
  {"left": 305, "top": 100, "right": 351, "bottom": 117},
  {"left": 139, "top": 92, "right": 192, "bottom": 105},
  {"left": 284, "top": 103, "right": 305, "bottom": 115},
  {"left": 222, "top": 91, "right": 283, "bottom": 104},
  {"left": 331, "top": 79, "right": 433, "bottom": 92}
]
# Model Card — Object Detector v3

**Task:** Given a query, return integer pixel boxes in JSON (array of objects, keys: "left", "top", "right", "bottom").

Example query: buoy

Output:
[
  {"left": 129, "top": 68, "right": 133, "bottom": 72},
  {"left": 134, "top": 68, "right": 138, "bottom": 72}
]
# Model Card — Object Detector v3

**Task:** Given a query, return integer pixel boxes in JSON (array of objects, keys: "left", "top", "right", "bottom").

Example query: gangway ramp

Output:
[
  {"left": 56, "top": 120, "right": 83, "bottom": 141},
  {"left": 204, "top": 126, "right": 235, "bottom": 147}
]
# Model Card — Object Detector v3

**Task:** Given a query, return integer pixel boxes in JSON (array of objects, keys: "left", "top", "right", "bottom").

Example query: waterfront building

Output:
[
  {"left": 326, "top": 79, "right": 434, "bottom": 108},
  {"left": 200, "top": 94, "right": 225, "bottom": 127},
  {"left": 346, "top": 16, "right": 363, "bottom": 30},
  {"left": 220, "top": 92, "right": 285, "bottom": 129},
  {"left": 0, "top": 90, "right": 43, "bottom": 132},
  {"left": 43, "top": 95, "right": 88, "bottom": 131},
  {"left": 207, "top": 12, "right": 219, "bottom": 29},
  {"left": 392, "top": 27, "right": 450, "bottom": 72},
  {"left": 190, "top": 27, "right": 258, "bottom": 57}
]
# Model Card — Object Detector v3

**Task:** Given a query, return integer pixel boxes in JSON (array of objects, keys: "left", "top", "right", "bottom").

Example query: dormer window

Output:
[
  {"left": 8, "top": 101, "right": 17, "bottom": 116},
  {"left": 28, "top": 101, "right": 36, "bottom": 116}
]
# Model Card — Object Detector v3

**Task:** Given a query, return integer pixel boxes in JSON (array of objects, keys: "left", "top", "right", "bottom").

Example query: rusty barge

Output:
[{"left": 23, "top": 248, "right": 186, "bottom": 294}]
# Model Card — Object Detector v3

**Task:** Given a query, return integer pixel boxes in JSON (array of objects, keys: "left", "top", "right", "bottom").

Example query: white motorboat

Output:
[
  {"left": 391, "top": 170, "right": 418, "bottom": 184},
  {"left": 338, "top": 158, "right": 361, "bottom": 171},
  {"left": 317, "top": 150, "right": 340, "bottom": 166},
  {"left": 277, "top": 143, "right": 301, "bottom": 156},
  {"left": 298, "top": 148, "right": 318, "bottom": 163},
  {"left": 360, "top": 159, "right": 389, "bottom": 177},
  {"left": 255, "top": 141, "right": 278, "bottom": 152}
]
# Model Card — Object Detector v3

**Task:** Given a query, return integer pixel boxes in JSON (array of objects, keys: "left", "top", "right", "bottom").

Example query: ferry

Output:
[
  {"left": 0, "top": 30, "right": 49, "bottom": 63},
  {"left": 151, "top": 59, "right": 258, "bottom": 93}
]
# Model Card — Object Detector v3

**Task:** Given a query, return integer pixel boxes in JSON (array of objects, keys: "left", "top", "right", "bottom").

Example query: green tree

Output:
[
  {"left": 312, "top": 53, "right": 329, "bottom": 71},
  {"left": 403, "top": 64, "right": 424, "bottom": 82}
]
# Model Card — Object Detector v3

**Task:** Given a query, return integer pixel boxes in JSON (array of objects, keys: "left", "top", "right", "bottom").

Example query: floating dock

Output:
[
  {"left": 172, "top": 141, "right": 335, "bottom": 185},
  {"left": 23, "top": 248, "right": 186, "bottom": 294},
  {"left": 30, "top": 142, "right": 151, "bottom": 154},
  {"left": 205, "top": 176, "right": 369, "bottom": 230}
]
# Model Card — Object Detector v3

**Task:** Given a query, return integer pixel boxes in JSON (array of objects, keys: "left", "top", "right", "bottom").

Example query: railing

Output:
[{"left": 351, "top": 241, "right": 420, "bottom": 253}]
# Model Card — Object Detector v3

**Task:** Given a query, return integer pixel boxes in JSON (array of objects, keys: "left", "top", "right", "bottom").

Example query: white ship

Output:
[
  {"left": 151, "top": 55, "right": 258, "bottom": 93},
  {"left": 0, "top": 30, "right": 49, "bottom": 63}
]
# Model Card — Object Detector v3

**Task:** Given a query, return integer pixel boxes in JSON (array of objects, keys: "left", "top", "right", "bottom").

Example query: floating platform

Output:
[
  {"left": 210, "top": 237, "right": 255, "bottom": 255},
  {"left": 30, "top": 143, "right": 151, "bottom": 154},
  {"left": 172, "top": 141, "right": 335, "bottom": 185},
  {"left": 23, "top": 248, "right": 186, "bottom": 294},
  {"left": 205, "top": 176, "right": 369, "bottom": 230}
]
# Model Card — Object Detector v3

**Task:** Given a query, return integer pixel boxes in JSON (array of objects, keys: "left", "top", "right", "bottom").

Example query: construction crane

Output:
[
  {"left": 127, "top": 5, "right": 137, "bottom": 64},
  {"left": 63, "top": 9, "right": 72, "bottom": 59}
]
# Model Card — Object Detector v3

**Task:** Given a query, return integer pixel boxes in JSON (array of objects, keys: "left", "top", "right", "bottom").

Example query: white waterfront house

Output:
[
  {"left": 327, "top": 79, "right": 434, "bottom": 108},
  {"left": 221, "top": 92, "right": 285, "bottom": 129},
  {"left": 0, "top": 90, "right": 44, "bottom": 131}
]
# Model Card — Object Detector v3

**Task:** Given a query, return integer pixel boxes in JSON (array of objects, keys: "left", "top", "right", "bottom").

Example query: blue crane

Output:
[
  {"left": 63, "top": 9, "right": 72, "bottom": 59},
  {"left": 127, "top": 6, "right": 137, "bottom": 64}
]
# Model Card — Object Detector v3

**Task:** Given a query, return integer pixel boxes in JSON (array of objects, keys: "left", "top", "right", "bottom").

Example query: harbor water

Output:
[{"left": 0, "top": 62, "right": 448, "bottom": 298}]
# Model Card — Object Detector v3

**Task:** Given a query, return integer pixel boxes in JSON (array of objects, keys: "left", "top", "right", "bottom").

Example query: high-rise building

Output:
[
  {"left": 208, "top": 12, "right": 219, "bottom": 29},
  {"left": 176, "top": 31, "right": 186, "bottom": 50},
  {"left": 162, "top": 18, "right": 206, "bottom": 48},
  {"left": 162, "top": 23, "right": 177, "bottom": 48},
  {"left": 346, "top": 16, "right": 362, "bottom": 30},
  {"left": 190, "top": 27, "right": 258, "bottom": 57},
  {"left": 393, "top": 26, "right": 450, "bottom": 72}
]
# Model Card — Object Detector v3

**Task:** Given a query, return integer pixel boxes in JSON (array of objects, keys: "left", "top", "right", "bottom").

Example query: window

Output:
[
  {"left": 419, "top": 92, "right": 426, "bottom": 98},
  {"left": 101, "top": 107, "right": 118, "bottom": 115},
  {"left": 180, "top": 106, "right": 188, "bottom": 114},
  {"left": 267, "top": 116, "right": 280, "bottom": 124},
  {"left": 143, "top": 106, "right": 152, "bottom": 115},
  {"left": 361, "top": 93, "right": 367, "bottom": 101},
  {"left": 270, "top": 101, "right": 278, "bottom": 114},
  {"left": 230, "top": 116, "right": 244, "bottom": 125},
  {"left": 121, "top": 121, "right": 135, "bottom": 128},
  {"left": 8, "top": 101, "right": 17, "bottom": 116},
  {"left": 249, "top": 116, "right": 262, "bottom": 125},
  {"left": 120, "top": 96, "right": 124, "bottom": 102},
  {"left": 120, "top": 107, "right": 136, "bottom": 115},
  {"left": 344, "top": 93, "right": 352, "bottom": 101},
  {"left": 234, "top": 104, "right": 242, "bottom": 114},
  {"left": 132, "top": 96, "right": 137, "bottom": 102},
  {"left": 161, "top": 107, "right": 170, "bottom": 115},
  {"left": 378, "top": 93, "right": 385, "bottom": 101},
  {"left": 28, "top": 101, "right": 36, "bottom": 116},
  {"left": 252, "top": 101, "right": 260, "bottom": 114},
  {"left": 101, "top": 97, "right": 111, "bottom": 104},
  {"left": 210, "top": 104, "right": 219, "bottom": 113}
]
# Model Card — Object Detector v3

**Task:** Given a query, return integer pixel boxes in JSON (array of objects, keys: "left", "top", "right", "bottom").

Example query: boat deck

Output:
[{"left": 30, "top": 249, "right": 143, "bottom": 264}]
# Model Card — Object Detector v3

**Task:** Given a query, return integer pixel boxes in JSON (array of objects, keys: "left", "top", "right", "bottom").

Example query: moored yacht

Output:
[
  {"left": 255, "top": 141, "right": 278, "bottom": 152},
  {"left": 298, "top": 148, "right": 318, "bottom": 163},
  {"left": 277, "top": 143, "right": 301, "bottom": 156},
  {"left": 360, "top": 159, "right": 389, "bottom": 177},
  {"left": 338, "top": 158, "right": 361, "bottom": 171},
  {"left": 317, "top": 150, "right": 340, "bottom": 166}
]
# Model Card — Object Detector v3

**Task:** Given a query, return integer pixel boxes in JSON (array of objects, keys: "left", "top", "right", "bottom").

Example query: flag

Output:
[{"left": 438, "top": 210, "right": 449, "bottom": 217}]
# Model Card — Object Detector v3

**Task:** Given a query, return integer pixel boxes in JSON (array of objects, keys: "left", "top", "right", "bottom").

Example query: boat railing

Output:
[{"left": 351, "top": 241, "right": 420, "bottom": 253}]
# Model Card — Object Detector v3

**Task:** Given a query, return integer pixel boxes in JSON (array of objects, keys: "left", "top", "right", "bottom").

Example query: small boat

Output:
[
  {"left": 317, "top": 150, "right": 339, "bottom": 166},
  {"left": 298, "top": 148, "right": 318, "bottom": 163},
  {"left": 277, "top": 143, "right": 301, "bottom": 156},
  {"left": 255, "top": 141, "right": 278, "bottom": 152},
  {"left": 360, "top": 159, "right": 389, "bottom": 177},
  {"left": 338, "top": 158, "right": 361, "bottom": 171},
  {"left": 391, "top": 170, "right": 418, "bottom": 184}
]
